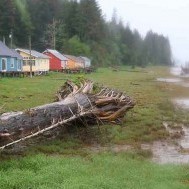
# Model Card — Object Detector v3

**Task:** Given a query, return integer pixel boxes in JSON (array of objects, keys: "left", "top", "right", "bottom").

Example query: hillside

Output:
[{"left": 0, "top": 0, "right": 173, "bottom": 67}]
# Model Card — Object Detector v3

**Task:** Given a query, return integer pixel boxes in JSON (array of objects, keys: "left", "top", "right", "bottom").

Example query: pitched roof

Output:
[
  {"left": 80, "top": 56, "right": 91, "bottom": 62},
  {"left": 0, "top": 41, "right": 22, "bottom": 59},
  {"left": 78, "top": 57, "right": 85, "bottom": 63},
  {"left": 11, "top": 49, "right": 23, "bottom": 60},
  {"left": 44, "top": 49, "right": 68, "bottom": 61},
  {"left": 16, "top": 48, "right": 50, "bottom": 59},
  {"left": 64, "top": 55, "right": 84, "bottom": 63}
]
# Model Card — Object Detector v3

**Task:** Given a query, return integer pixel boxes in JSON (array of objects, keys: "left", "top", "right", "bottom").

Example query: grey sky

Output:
[{"left": 98, "top": 0, "right": 189, "bottom": 64}]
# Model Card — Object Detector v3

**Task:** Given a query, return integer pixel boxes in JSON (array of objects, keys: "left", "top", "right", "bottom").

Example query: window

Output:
[
  {"left": 23, "top": 60, "right": 27, "bottom": 66},
  {"left": 1, "top": 58, "right": 7, "bottom": 71},
  {"left": 17, "top": 60, "right": 21, "bottom": 70},
  {"left": 10, "top": 58, "right": 14, "bottom": 68}
]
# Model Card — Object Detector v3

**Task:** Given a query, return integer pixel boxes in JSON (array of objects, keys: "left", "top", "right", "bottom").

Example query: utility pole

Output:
[
  {"left": 53, "top": 18, "right": 56, "bottom": 49},
  {"left": 10, "top": 30, "right": 13, "bottom": 49},
  {"left": 3, "top": 36, "right": 5, "bottom": 44},
  {"left": 29, "top": 35, "right": 32, "bottom": 78}
]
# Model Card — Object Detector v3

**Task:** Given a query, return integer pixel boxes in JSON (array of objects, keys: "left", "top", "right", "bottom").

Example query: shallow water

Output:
[
  {"left": 156, "top": 78, "right": 182, "bottom": 83},
  {"left": 179, "top": 127, "right": 189, "bottom": 149},
  {"left": 173, "top": 98, "right": 189, "bottom": 109},
  {"left": 141, "top": 124, "right": 189, "bottom": 164},
  {"left": 170, "top": 66, "right": 189, "bottom": 77},
  {"left": 89, "top": 67, "right": 189, "bottom": 164},
  {"left": 153, "top": 126, "right": 189, "bottom": 164},
  {"left": 153, "top": 68, "right": 189, "bottom": 164},
  {"left": 170, "top": 67, "right": 182, "bottom": 76},
  {"left": 179, "top": 82, "right": 189, "bottom": 88},
  {"left": 156, "top": 78, "right": 189, "bottom": 88},
  {"left": 151, "top": 141, "right": 189, "bottom": 164}
]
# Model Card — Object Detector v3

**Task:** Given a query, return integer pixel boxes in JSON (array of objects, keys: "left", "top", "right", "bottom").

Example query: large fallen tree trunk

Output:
[{"left": 0, "top": 80, "right": 135, "bottom": 150}]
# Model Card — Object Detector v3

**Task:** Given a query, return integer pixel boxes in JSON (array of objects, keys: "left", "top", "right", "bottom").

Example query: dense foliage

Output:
[{"left": 0, "top": 0, "right": 173, "bottom": 66}]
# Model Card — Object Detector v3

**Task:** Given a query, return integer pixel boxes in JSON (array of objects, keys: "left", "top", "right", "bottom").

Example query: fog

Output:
[{"left": 99, "top": 0, "right": 189, "bottom": 65}]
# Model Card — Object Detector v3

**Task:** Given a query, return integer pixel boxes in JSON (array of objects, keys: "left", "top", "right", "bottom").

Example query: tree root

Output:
[{"left": 0, "top": 80, "right": 135, "bottom": 150}]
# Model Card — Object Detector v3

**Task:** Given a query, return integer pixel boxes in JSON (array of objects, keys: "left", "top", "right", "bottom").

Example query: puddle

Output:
[
  {"left": 142, "top": 142, "right": 189, "bottom": 164},
  {"left": 149, "top": 68, "right": 189, "bottom": 164},
  {"left": 173, "top": 98, "right": 189, "bottom": 110},
  {"left": 151, "top": 141, "right": 189, "bottom": 164},
  {"left": 156, "top": 78, "right": 182, "bottom": 83},
  {"left": 170, "top": 67, "right": 182, "bottom": 76},
  {"left": 156, "top": 77, "right": 189, "bottom": 88},
  {"left": 156, "top": 67, "right": 189, "bottom": 87},
  {"left": 87, "top": 121, "right": 189, "bottom": 164},
  {"left": 88, "top": 67, "right": 189, "bottom": 164},
  {"left": 179, "top": 82, "right": 189, "bottom": 88},
  {"left": 151, "top": 125, "right": 189, "bottom": 164},
  {"left": 179, "top": 126, "right": 189, "bottom": 149},
  {"left": 141, "top": 122, "right": 189, "bottom": 164},
  {"left": 181, "top": 74, "right": 189, "bottom": 78},
  {"left": 171, "top": 67, "right": 189, "bottom": 78}
]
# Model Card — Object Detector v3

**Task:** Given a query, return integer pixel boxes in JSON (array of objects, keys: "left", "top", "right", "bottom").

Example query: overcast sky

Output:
[{"left": 98, "top": 0, "right": 189, "bottom": 64}]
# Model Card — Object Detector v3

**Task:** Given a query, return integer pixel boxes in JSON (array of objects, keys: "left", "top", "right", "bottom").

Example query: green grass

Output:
[
  {"left": 0, "top": 66, "right": 188, "bottom": 144},
  {"left": 0, "top": 153, "right": 189, "bottom": 189},
  {"left": 87, "top": 67, "right": 187, "bottom": 143},
  {"left": 1, "top": 66, "right": 189, "bottom": 189},
  {"left": 0, "top": 72, "right": 81, "bottom": 112}
]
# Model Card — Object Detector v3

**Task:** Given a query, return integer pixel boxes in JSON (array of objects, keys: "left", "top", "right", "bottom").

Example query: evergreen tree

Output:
[
  {"left": 0, "top": 0, "right": 173, "bottom": 66},
  {"left": 0, "top": 0, "right": 16, "bottom": 44}
]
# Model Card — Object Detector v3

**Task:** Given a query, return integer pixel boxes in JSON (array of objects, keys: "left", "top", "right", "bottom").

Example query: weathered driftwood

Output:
[{"left": 0, "top": 80, "right": 135, "bottom": 150}]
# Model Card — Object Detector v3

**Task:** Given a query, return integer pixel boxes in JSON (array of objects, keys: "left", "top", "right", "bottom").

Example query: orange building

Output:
[{"left": 64, "top": 55, "right": 84, "bottom": 69}]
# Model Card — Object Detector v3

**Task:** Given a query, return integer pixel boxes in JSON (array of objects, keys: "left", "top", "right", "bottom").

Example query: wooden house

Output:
[
  {"left": 64, "top": 55, "right": 85, "bottom": 70},
  {"left": 43, "top": 49, "right": 68, "bottom": 71},
  {"left": 16, "top": 48, "right": 50, "bottom": 74},
  {"left": 0, "top": 41, "right": 23, "bottom": 73},
  {"left": 77, "top": 57, "right": 85, "bottom": 68},
  {"left": 80, "top": 56, "right": 91, "bottom": 68}
]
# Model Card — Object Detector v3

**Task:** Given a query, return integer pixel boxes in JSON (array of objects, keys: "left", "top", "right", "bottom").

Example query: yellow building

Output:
[{"left": 16, "top": 48, "right": 50, "bottom": 73}]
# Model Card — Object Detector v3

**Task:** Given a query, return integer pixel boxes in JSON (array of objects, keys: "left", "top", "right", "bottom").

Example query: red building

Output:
[{"left": 43, "top": 49, "right": 68, "bottom": 71}]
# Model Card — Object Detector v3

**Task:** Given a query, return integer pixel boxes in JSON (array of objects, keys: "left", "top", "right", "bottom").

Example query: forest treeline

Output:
[{"left": 0, "top": 0, "right": 173, "bottom": 66}]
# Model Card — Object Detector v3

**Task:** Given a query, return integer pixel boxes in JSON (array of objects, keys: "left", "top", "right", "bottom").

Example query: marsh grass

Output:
[
  {"left": 0, "top": 66, "right": 187, "bottom": 145},
  {"left": 1, "top": 66, "right": 189, "bottom": 188}
]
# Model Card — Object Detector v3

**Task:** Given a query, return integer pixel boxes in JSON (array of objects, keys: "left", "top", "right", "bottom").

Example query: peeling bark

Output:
[{"left": 0, "top": 80, "right": 135, "bottom": 150}]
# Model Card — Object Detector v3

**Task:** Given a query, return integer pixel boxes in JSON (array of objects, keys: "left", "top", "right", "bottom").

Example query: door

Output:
[
  {"left": 17, "top": 60, "right": 21, "bottom": 71},
  {"left": 1, "top": 58, "right": 7, "bottom": 71}
]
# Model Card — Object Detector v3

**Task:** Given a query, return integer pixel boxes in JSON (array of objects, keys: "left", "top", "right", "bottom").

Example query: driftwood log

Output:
[{"left": 0, "top": 80, "right": 135, "bottom": 150}]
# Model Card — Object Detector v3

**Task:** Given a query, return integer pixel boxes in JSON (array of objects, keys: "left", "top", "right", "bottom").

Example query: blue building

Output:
[{"left": 0, "top": 41, "right": 23, "bottom": 72}]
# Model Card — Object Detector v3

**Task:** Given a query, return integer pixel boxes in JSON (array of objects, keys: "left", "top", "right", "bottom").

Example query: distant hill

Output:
[{"left": 0, "top": 0, "right": 173, "bottom": 66}]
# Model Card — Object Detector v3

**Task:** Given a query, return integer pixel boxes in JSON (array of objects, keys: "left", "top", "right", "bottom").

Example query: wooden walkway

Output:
[
  {"left": 0, "top": 71, "right": 25, "bottom": 78},
  {"left": 0, "top": 68, "right": 95, "bottom": 77},
  {"left": 0, "top": 71, "right": 49, "bottom": 77}
]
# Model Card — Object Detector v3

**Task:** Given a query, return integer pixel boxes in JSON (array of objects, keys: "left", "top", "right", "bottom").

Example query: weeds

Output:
[{"left": 1, "top": 67, "right": 189, "bottom": 188}]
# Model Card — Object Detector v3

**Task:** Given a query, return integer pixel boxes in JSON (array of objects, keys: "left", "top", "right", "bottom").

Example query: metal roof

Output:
[
  {"left": 16, "top": 48, "right": 50, "bottom": 59},
  {"left": 64, "top": 55, "right": 84, "bottom": 63},
  {"left": 0, "top": 41, "right": 23, "bottom": 59},
  {"left": 80, "top": 56, "right": 91, "bottom": 62},
  {"left": 44, "top": 49, "right": 68, "bottom": 61},
  {"left": 11, "top": 49, "right": 23, "bottom": 60}
]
